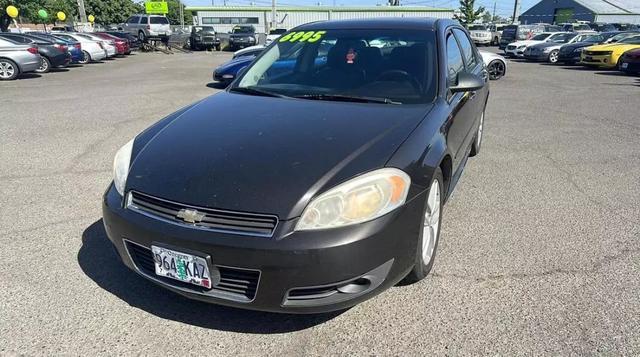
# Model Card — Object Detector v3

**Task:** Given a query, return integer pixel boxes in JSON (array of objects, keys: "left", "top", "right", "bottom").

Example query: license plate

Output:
[
  {"left": 151, "top": 245, "right": 211, "bottom": 288},
  {"left": 621, "top": 62, "right": 629, "bottom": 69}
]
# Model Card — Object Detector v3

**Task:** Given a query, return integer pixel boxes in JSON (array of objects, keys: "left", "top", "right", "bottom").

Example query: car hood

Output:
[
  {"left": 586, "top": 43, "right": 640, "bottom": 52},
  {"left": 562, "top": 42, "right": 597, "bottom": 50},
  {"left": 510, "top": 40, "right": 542, "bottom": 47},
  {"left": 126, "top": 92, "right": 430, "bottom": 219},
  {"left": 215, "top": 56, "right": 253, "bottom": 73}
]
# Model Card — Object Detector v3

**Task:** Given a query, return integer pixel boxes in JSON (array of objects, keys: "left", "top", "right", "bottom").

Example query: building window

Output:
[{"left": 202, "top": 17, "right": 259, "bottom": 25}]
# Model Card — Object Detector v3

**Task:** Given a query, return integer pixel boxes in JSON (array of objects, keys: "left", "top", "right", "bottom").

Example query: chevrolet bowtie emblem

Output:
[{"left": 176, "top": 208, "right": 205, "bottom": 223}]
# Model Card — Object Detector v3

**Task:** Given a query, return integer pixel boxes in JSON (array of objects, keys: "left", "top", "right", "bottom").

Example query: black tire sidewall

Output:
[{"left": 404, "top": 167, "right": 444, "bottom": 283}]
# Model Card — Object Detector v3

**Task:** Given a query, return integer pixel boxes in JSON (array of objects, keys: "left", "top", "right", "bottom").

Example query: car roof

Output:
[{"left": 296, "top": 17, "right": 447, "bottom": 31}]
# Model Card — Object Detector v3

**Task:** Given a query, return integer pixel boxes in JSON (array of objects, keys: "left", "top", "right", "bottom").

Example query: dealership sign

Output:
[{"left": 145, "top": 1, "right": 168, "bottom": 14}]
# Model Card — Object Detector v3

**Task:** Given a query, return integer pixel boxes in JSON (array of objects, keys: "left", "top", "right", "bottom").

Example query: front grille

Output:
[
  {"left": 126, "top": 241, "right": 260, "bottom": 301},
  {"left": 584, "top": 50, "right": 611, "bottom": 56},
  {"left": 127, "top": 191, "right": 278, "bottom": 237},
  {"left": 203, "top": 36, "right": 214, "bottom": 42},
  {"left": 507, "top": 45, "right": 516, "bottom": 50}
]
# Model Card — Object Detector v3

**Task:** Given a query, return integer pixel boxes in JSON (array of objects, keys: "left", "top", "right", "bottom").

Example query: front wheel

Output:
[
  {"left": 403, "top": 168, "right": 444, "bottom": 284},
  {"left": 0, "top": 58, "right": 19, "bottom": 80},
  {"left": 487, "top": 59, "right": 505, "bottom": 80},
  {"left": 548, "top": 49, "right": 560, "bottom": 63},
  {"left": 36, "top": 57, "right": 50, "bottom": 73}
]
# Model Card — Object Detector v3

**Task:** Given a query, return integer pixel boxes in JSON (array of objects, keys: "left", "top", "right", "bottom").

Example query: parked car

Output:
[
  {"left": 499, "top": 23, "right": 562, "bottom": 49},
  {"left": 618, "top": 48, "right": 640, "bottom": 75},
  {"left": 559, "top": 23, "right": 593, "bottom": 32},
  {"left": 53, "top": 33, "right": 107, "bottom": 64},
  {"left": 75, "top": 33, "right": 117, "bottom": 57},
  {"left": 558, "top": 34, "right": 607, "bottom": 64},
  {"left": 103, "top": 18, "right": 489, "bottom": 314},
  {"left": 28, "top": 32, "right": 83, "bottom": 64},
  {"left": 265, "top": 28, "right": 287, "bottom": 45},
  {"left": 105, "top": 31, "right": 141, "bottom": 51},
  {"left": 0, "top": 33, "right": 71, "bottom": 73},
  {"left": 94, "top": 32, "right": 131, "bottom": 55},
  {"left": 232, "top": 45, "right": 265, "bottom": 59},
  {"left": 523, "top": 33, "right": 592, "bottom": 63},
  {"left": 189, "top": 26, "right": 221, "bottom": 51},
  {"left": 120, "top": 14, "right": 172, "bottom": 42},
  {"left": 0, "top": 38, "right": 41, "bottom": 80},
  {"left": 480, "top": 50, "right": 507, "bottom": 80},
  {"left": 228, "top": 25, "right": 257, "bottom": 50},
  {"left": 51, "top": 25, "right": 75, "bottom": 32},
  {"left": 603, "top": 32, "right": 639, "bottom": 44},
  {"left": 213, "top": 55, "right": 255, "bottom": 85},
  {"left": 504, "top": 32, "right": 568, "bottom": 57},
  {"left": 581, "top": 35, "right": 640, "bottom": 68},
  {"left": 588, "top": 23, "right": 617, "bottom": 32},
  {"left": 468, "top": 24, "right": 500, "bottom": 46}
]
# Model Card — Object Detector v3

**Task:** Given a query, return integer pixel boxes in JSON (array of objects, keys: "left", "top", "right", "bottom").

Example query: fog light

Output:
[{"left": 604, "top": 59, "right": 608, "bottom": 63}]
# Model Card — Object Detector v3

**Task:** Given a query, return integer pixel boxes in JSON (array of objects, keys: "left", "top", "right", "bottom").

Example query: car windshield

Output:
[
  {"left": 532, "top": 33, "right": 551, "bottom": 40},
  {"left": 233, "top": 27, "right": 253, "bottom": 34},
  {"left": 620, "top": 35, "right": 640, "bottom": 44},
  {"left": 469, "top": 25, "right": 488, "bottom": 31},
  {"left": 233, "top": 29, "right": 437, "bottom": 104},
  {"left": 194, "top": 26, "right": 214, "bottom": 32},
  {"left": 548, "top": 33, "right": 569, "bottom": 41},
  {"left": 583, "top": 35, "right": 602, "bottom": 42}
]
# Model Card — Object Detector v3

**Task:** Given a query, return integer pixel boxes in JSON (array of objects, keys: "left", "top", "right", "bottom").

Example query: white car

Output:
[
  {"left": 480, "top": 50, "right": 507, "bottom": 80},
  {"left": 504, "top": 32, "right": 568, "bottom": 57},
  {"left": 76, "top": 33, "right": 117, "bottom": 57},
  {"left": 53, "top": 32, "right": 107, "bottom": 63},
  {"left": 265, "top": 29, "right": 287, "bottom": 46},
  {"left": 233, "top": 45, "right": 265, "bottom": 59}
]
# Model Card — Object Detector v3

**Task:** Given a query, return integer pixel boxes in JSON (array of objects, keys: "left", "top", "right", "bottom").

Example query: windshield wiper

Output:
[
  {"left": 228, "top": 86, "right": 288, "bottom": 98},
  {"left": 294, "top": 94, "right": 401, "bottom": 105}
]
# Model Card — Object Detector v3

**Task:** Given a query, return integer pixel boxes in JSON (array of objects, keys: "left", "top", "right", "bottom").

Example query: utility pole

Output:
[
  {"left": 270, "top": 0, "right": 276, "bottom": 32},
  {"left": 492, "top": 2, "right": 496, "bottom": 22},
  {"left": 77, "top": 0, "right": 87, "bottom": 23},
  {"left": 180, "top": 1, "right": 184, "bottom": 28},
  {"left": 512, "top": 0, "right": 521, "bottom": 24}
]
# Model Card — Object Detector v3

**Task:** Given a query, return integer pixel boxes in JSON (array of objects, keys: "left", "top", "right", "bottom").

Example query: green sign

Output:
[{"left": 145, "top": 1, "right": 168, "bottom": 14}]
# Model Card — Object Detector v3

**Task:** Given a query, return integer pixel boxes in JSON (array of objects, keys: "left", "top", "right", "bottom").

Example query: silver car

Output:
[
  {"left": 0, "top": 38, "right": 41, "bottom": 80},
  {"left": 120, "top": 14, "right": 172, "bottom": 42}
]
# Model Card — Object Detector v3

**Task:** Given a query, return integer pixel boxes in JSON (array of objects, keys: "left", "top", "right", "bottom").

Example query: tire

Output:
[
  {"left": 487, "top": 59, "right": 506, "bottom": 80},
  {"left": 469, "top": 110, "right": 484, "bottom": 157},
  {"left": 215, "top": 44, "right": 221, "bottom": 51},
  {"left": 0, "top": 58, "right": 19, "bottom": 80},
  {"left": 138, "top": 31, "right": 146, "bottom": 43},
  {"left": 36, "top": 57, "right": 50, "bottom": 73},
  {"left": 548, "top": 49, "right": 560, "bottom": 63},
  {"left": 403, "top": 167, "right": 444, "bottom": 284},
  {"left": 79, "top": 50, "right": 91, "bottom": 64},
  {"left": 493, "top": 37, "right": 499, "bottom": 46}
]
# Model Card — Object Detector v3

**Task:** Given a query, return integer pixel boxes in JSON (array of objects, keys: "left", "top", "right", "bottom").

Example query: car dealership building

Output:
[
  {"left": 185, "top": 6, "right": 455, "bottom": 34},
  {"left": 519, "top": 0, "right": 640, "bottom": 25}
]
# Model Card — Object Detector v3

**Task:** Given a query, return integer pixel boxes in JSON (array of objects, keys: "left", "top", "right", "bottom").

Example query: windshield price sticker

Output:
[{"left": 279, "top": 31, "right": 326, "bottom": 43}]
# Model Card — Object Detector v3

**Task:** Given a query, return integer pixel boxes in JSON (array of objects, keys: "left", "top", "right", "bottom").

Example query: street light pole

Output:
[
  {"left": 77, "top": 0, "right": 87, "bottom": 23},
  {"left": 512, "top": 0, "right": 521, "bottom": 24},
  {"left": 271, "top": 0, "right": 276, "bottom": 32}
]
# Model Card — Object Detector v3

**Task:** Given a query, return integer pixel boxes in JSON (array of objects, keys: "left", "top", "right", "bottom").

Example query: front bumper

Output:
[
  {"left": 523, "top": 53, "right": 549, "bottom": 61},
  {"left": 580, "top": 54, "right": 616, "bottom": 68},
  {"left": 558, "top": 53, "right": 581, "bottom": 63},
  {"left": 472, "top": 38, "right": 492, "bottom": 45},
  {"left": 102, "top": 184, "right": 423, "bottom": 313}
]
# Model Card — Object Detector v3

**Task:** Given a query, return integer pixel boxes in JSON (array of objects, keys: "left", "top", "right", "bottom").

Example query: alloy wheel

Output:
[
  {"left": 422, "top": 179, "right": 441, "bottom": 265},
  {"left": 37, "top": 58, "right": 48, "bottom": 73},
  {"left": 549, "top": 50, "right": 559, "bottom": 63},
  {"left": 488, "top": 60, "right": 505, "bottom": 80},
  {"left": 0, "top": 61, "right": 16, "bottom": 79}
]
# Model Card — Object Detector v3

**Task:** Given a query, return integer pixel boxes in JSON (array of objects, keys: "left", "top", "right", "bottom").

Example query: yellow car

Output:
[{"left": 581, "top": 35, "right": 640, "bottom": 68}]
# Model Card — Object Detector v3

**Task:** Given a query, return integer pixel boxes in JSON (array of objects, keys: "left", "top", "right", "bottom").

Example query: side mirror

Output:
[{"left": 449, "top": 72, "right": 485, "bottom": 93}]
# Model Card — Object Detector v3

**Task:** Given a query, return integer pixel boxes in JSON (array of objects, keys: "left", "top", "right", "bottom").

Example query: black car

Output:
[
  {"left": 103, "top": 18, "right": 489, "bottom": 313},
  {"left": 228, "top": 25, "right": 256, "bottom": 50},
  {"left": 0, "top": 33, "right": 71, "bottom": 73},
  {"left": 557, "top": 32, "right": 616, "bottom": 64},
  {"left": 105, "top": 31, "right": 142, "bottom": 51},
  {"left": 190, "top": 26, "right": 221, "bottom": 51}
]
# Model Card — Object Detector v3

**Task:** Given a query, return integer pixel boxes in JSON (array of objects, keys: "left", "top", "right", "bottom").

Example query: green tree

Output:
[
  {"left": 454, "top": 0, "right": 486, "bottom": 25},
  {"left": 165, "top": 0, "right": 192, "bottom": 26},
  {"left": 83, "top": 0, "right": 143, "bottom": 25}
]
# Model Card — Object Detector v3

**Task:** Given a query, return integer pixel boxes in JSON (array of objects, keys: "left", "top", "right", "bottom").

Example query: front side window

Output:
[
  {"left": 235, "top": 29, "right": 437, "bottom": 104},
  {"left": 446, "top": 32, "right": 464, "bottom": 87},
  {"left": 532, "top": 33, "right": 552, "bottom": 41},
  {"left": 452, "top": 29, "right": 477, "bottom": 69}
]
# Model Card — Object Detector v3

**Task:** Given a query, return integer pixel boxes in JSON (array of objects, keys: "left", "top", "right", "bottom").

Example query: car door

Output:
[
  {"left": 452, "top": 28, "right": 487, "bottom": 150},
  {"left": 444, "top": 29, "right": 478, "bottom": 168}
]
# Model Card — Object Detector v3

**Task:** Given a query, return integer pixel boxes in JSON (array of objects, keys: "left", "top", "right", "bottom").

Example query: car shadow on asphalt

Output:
[
  {"left": 206, "top": 82, "right": 228, "bottom": 89},
  {"left": 17, "top": 73, "right": 42, "bottom": 80},
  {"left": 78, "top": 220, "right": 344, "bottom": 333}
]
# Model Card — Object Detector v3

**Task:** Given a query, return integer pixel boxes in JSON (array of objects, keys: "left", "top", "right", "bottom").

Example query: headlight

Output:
[
  {"left": 113, "top": 139, "right": 134, "bottom": 196},
  {"left": 295, "top": 168, "right": 411, "bottom": 231},
  {"left": 574, "top": 47, "right": 584, "bottom": 53},
  {"left": 518, "top": 45, "right": 526, "bottom": 49}
]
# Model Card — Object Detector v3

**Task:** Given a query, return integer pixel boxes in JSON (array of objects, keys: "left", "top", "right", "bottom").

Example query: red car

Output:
[
  {"left": 619, "top": 48, "right": 640, "bottom": 75},
  {"left": 94, "top": 33, "right": 130, "bottom": 55}
]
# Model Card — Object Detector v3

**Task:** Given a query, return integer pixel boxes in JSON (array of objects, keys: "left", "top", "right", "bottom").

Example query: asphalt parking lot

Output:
[{"left": 1, "top": 49, "right": 639, "bottom": 355}]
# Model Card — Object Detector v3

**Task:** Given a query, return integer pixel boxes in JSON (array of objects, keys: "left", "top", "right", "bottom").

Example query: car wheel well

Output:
[{"left": 439, "top": 155, "right": 452, "bottom": 199}]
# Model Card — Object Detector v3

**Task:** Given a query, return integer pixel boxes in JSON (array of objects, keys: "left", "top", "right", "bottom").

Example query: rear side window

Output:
[
  {"left": 446, "top": 32, "right": 464, "bottom": 87},
  {"left": 150, "top": 17, "right": 169, "bottom": 24},
  {"left": 139, "top": 16, "right": 147, "bottom": 24},
  {"left": 452, "top": 29, "right": 478, "bottom": 69}
]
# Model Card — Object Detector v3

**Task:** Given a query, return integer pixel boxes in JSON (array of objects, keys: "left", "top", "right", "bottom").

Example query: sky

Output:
[{"left": 183, "top": 0, "right": 539, "bottom": 18}]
